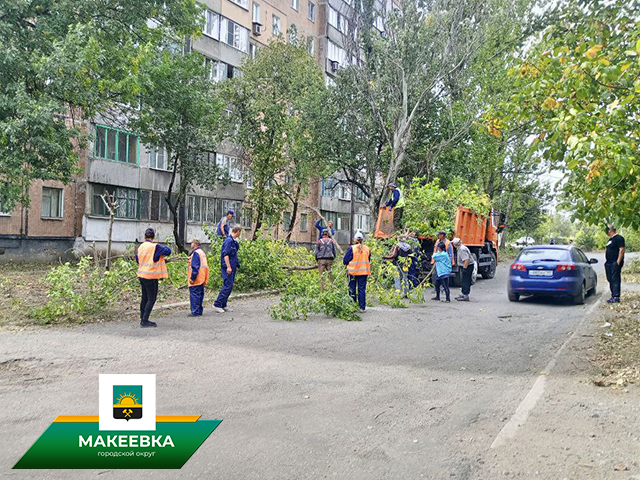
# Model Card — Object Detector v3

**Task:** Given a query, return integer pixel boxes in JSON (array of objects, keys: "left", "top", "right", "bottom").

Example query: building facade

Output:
[{"left": 0, "top": 0, "right": 381, "bottom": 260}]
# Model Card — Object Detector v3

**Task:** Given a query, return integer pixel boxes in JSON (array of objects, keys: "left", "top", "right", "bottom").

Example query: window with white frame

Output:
[
  {"left": 216, "top": 153, "right": 243, "bottom": 182},
  {"left": 355, "top": 186, "right": 367, "bottom": 202},
  {"left": 202, "top": 9, "right": 220, "bottom": 39},
  {"left": 355, "top": 213, "right": 370, "bottom": 232},
  {"left": 92, "top": 184, "right": 138, "bottom": 219},
  {"left": 252, "top": 2, "right": 261, "bottom": 23},
  {"left": 41, "top": 187, "right": 63, "bottom": 219},
  {"left": 308, "top": 1, "right": 315, "bottom": 21},
  {"left": 373, "top": 14, "right": 384, "bottom": 32},
  {"left": 229, "top": 0, "right": 249, "bottom": 9},
  {"left": 188, "top": 196, "right": 217, "bottom": 224},
  {"left": 245, "top": 171, "right": 254, "bottom": 188},
  {"left": 291, "top": 0, "right": 298, "bottom": 10},
  {"left": 272, "top": 15, "right": 281, "bottom": 36},
  {"left": 205, "top": 58, "right": 228, "bottom": 82},
  {"left": 149, "top": 146, "right": 170, "bottom": 170},
  {"left": 329, "top": 6, "right": 348, "bottom": 34},
  {"left": 0, "top": 201, "right": 11, "bottom": 215},
  {"left": 216, "top": 199, "right": 243, "bottom": 225},
  {"left": 307, "top": 37, "right": 315, "bottom": 56},
  {"left": 289, "top": 25, "right": 298, "bottom": 43},
  {"left": 221, "top": 17, "right": 249, "bottom": 52},
  {"left": 300, "top": 213, "right": 308, "bottom": 231},
  {"left": 140, "top": 190, "right": 172, "bottom": 222},
  {"left": 338, "top": 183, "right": 351, "bottom": 201},
  {"left": 249, "top": 42, "right": 257, "bottom": 58},
  {"left": 327, "top": 40, "right": 346, "bottom": 65}
]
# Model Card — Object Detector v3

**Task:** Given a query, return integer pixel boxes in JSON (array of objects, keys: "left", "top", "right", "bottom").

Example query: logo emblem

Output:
[{"left": 113, "top": 385, "right": 143, "bottom": 421}]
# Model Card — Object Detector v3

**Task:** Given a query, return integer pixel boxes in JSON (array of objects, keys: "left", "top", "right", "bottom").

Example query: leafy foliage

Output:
[
  {"left": 0, "top": 0, "right": 201, "bottom": 208},
  {"left": 504, "top": 0, "right": 640, "bottom": 228},
  {"left": 402, "top": 178, "right": 491, "bottom": 236}
]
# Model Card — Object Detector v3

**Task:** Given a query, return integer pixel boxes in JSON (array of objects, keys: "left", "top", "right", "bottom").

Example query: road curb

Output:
[{"left": 154, "top": 289, "right": 279, "bottom": 312}]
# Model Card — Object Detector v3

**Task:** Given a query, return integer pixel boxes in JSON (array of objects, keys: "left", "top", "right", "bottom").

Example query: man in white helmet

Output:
[{"left": 452, "top": 237, "right": 475, "bottom": 301}]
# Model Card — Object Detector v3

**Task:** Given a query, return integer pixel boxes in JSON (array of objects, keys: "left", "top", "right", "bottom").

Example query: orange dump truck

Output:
[{"left": 375, "top": 206, "right": 504, "bottom": 285}]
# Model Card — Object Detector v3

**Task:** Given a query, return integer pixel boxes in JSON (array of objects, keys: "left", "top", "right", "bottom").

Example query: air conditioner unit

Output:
[
  {"left": 252, "top": 22, "right": 262, "bottom": 36},
  {"left": 330, "top": 60, "right": 339, "bottom": 72}
]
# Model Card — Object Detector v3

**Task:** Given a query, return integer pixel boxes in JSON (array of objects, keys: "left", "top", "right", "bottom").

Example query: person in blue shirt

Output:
[
  {"left": 384, "top": 183, "right": 405, "bottom": 231},
  {"left": 214, "top": 224, "right": 242, "bottom": 313},
  {"left": 431, "top": 242, "right": 452, "bottom": 302},
  {"left": 315, "top": 219, "right": 335, "bottom": 240},
  {"left": 216, "top": 210, "right": 235, "bottom": 238}
]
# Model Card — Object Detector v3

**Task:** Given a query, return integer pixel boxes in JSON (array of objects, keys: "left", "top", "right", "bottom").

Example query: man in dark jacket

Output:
[
  {"left": 315, "top": 229, "right": 337, "bottom": 290},
  {"left": 214, "top": 225, "right": 242, "bottom": 313},
  {"left": 605, "top": 226, "right": 625, "bottom": 303}
]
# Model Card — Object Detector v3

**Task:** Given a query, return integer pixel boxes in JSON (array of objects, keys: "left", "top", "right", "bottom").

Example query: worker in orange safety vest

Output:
[
  {"left": 136, "top": 228, "right": 171, "bottom": 328},
  {"left": 343, "top": 231, "right": 371, "bottom": 312},
  {"left": 188, "top": 239, "right": 209, "bottom": 317}
]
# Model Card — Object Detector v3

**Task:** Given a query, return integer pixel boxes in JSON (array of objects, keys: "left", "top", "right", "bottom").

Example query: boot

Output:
[{"left": 140, "top": 320, "right": 157, "bottom": 328}]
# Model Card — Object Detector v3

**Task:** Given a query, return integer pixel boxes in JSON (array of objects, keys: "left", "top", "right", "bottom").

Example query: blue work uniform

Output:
[
  {"left": 214, "top": 236, "right": 240, "bottom": 309},
  {"left": 315, "top": 219, "right": 335, "bottom": 240},
  {"left": 216, "top": 216, "right": 231, "bottom": 238},
  {"left": 384, "top": 188, "right": 401, "bottom": 209}
]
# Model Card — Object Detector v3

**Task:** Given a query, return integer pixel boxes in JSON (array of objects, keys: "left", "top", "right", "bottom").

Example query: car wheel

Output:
[
  {"left": 590, "top": 277, "right": 597, "bottom": 296},
  {"left": 573, "top": 282, "right": 586, "bottom": 305},
  {"left": 508, "top": 291, "right": 519, "bottom": 302}
]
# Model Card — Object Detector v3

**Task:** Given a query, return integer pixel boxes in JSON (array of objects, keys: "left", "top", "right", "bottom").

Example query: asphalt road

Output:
[{"left": 0, "top": 254, "right": 608, "bottom": 479}]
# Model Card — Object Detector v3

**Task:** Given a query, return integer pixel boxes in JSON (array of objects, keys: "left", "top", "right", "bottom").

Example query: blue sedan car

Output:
[{"left": 508, "top": 245, "right": 598, "bottom": 304}]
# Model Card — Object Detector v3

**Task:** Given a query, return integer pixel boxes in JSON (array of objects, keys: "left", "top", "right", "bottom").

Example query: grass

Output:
[
  {"left": 0, "top": 261, "right": 193, "bottom": 329},
  {"left": 622, "top": 258, "right": 640, "bottom": 284}
]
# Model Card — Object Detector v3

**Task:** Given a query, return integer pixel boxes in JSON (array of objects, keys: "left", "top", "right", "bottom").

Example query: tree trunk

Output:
[
  {"left": 285, "top": 185, "right": 301, "bottom": 242},
  {"left": 252, "top": 207, "right": 263, "bottom": 239},
  {"left": 106, "top": 211, "right": 114, "bottom": 270},
  {"left": 499, "top": 192, "right": 514, "bottom": 248}
]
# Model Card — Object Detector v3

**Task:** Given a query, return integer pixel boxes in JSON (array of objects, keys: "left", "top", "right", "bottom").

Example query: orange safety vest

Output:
[
  {"left": 137, "top": 242, "right": 168, "bottom": 280},
  {"left": 188, "top": 248, "right": 210, "bottom": 286},
  {"left": 347, "top": 244, "right": 371, "bottom": 276},
  {"left": 431, "top": 238, "right": 456, "bottom": 266}
]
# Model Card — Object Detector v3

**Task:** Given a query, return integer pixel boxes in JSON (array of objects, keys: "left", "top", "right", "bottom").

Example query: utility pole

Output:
[{"left": 349, "top": 182, "right": 356, "bottom": 241}]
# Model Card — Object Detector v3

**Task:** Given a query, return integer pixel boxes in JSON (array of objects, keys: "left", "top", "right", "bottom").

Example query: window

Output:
[
  {"left": 355, "top": 213, "right": 370, "bottom": 232},
  {"left": 41, "top": 187, "right": 63, "bottom": 219},
  {"left": 327, "top": 40, "right": 346, "bottom": 64},
  {"left": 216, "top": 199, "right": 243, "bottom": 225},
  {"left": 355, "top": 186, "right": 367, "bottom": 202},
  {"left": 300, "top": 213, "right": 308, "bottom": 232},
  {"left": 221, "top": 17, "right": 249, "bottom": 52},
  {"left": 325, "top": 75, "right": 336, "bottom": 87},
  {"left": 321, "top": 210, "right": 348, "bottom": 230},
  {"left": 308, "top": 1, "right": 315, "bottom": 21},
  {"left": 252, "top": 2, "right": 261, "bottom": 23},
  {"left": 329, "top": 6, "right": 348, "bottom": 34},
  {"left": 205, "top": 58, "right": 228, "bottom": 82},
  {"left": 203, "top": 9, "right": 220, "bottom": 39},
  {"left": 282, "top": 211, "right": 292, "bottom": 229},
  {"left": 338, "top": 183, "right": 351, "bottom": 201},
  {"left": 291, "top": 0, "right": 298, "bottom": 10},
  {"left": 0, "top": 201, "right": 11, "bottom": 216},
  {"left": 241, "top": 207, "right": 253, "bottom": 228},
  {"left": 307, "top": 37, "right": 315, "bottom": 56},
  {"left": 246, "top": 172, "right": 254, "bottom": 189},
  {"left": 249, "top": 42, "right": 257, "bottom": 59},
  {"left": 94, "top": 125, "right": 139, "bottom": 164},
  {"left": 216, "top": 153, "right": 243, "bottom": 182},
  {"left": 149, "top": 146, "right": 170, "bottom": 170},
  {"left": 229, "top": 0, "right": 249, "bottom": 9},
  {"left": 188, "top": 196, "right": 217, "bottom": 224},
  {"left": 289, "top": 25, "right": 298, "bottom": 43},
  {"left": 92, "top": 184, "right": 139, "bottom": 219},
  {"left": 373, "top": 14, "right": 384, "bottom": 32},
  {"left": 272, "top": 15, "right": 281, "bottom": 36},
  {"left": 140, "top": 190, "right": 172, "bottom": 222},
  {"left": 321, "top": 177, "right": 339, "bottom": 198}
]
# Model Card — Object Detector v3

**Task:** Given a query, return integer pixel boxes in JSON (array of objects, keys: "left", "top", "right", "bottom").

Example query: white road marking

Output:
[{"left": 490, "top": 296, "right": 602, "bottom": 449}]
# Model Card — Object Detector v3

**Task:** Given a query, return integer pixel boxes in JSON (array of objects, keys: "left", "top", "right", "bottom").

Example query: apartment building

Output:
[{"left": 0, "top": 0, "right": 382, "bottom": 260}]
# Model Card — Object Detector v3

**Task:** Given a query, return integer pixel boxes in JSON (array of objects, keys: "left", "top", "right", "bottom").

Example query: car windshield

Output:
[{"left": 518, "top": 249, "right": 571, "bottom": 262}]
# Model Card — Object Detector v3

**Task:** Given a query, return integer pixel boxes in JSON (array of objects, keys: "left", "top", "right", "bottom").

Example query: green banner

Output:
[{"left": 14, "top": 420, "right": 221, "bottom": 469}]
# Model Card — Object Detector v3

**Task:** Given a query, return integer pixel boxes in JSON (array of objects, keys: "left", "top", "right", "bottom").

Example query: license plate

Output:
[{"left": 529, "top": 270, "right": 553, "bottom": 277}]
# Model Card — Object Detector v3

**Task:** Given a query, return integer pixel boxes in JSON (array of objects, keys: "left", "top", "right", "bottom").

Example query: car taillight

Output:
[
  {"left": 557, "top": 264, "right": 576, "bottom": 271},
  {"left": 511, "top": 263, "right": 526, "bottom": 271}
]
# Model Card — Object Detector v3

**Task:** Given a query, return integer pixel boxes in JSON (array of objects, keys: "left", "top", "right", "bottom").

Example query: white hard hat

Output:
[
  {"left": 354, "top": 231, "right": 364, "bottom": 240},
  {"left": 452, "top": 237, "right": 461, "bottom": 245}
]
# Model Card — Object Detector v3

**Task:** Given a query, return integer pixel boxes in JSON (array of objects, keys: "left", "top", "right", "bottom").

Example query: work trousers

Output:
[
  {"left": 394, "top": 264, "right": 410, "bottom": 296},
  {"left": 393, "top": 207, "right": 404, "bottom": 231},
  {"left": 348, "top": 275, "right": 368, "bottom": 310},
  {"left": 139, "top": 278, "right": 159, "bottom": 322},
  {"left": 317, "top": 259, "right": 334, "bottom": 291},
  {"left": 461, "top": 266, "right": 473, "bottom": 296},
  {"left": 189, "top": 284, "right": 205, "bottom": 316},
  {"left": 605, "top": 261, "right": 623, "bottom": 299},
  {"left": 214, "top": 267, "right": 236, "bottom": 309},
  {"left": 434, "top": 275, "right": 450, "bottom": 301}
]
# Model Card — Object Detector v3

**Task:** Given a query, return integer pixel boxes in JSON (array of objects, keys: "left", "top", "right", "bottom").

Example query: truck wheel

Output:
[
  {"left": 481, "top": 252, "right": 497, "bottom": 279},
  {"left": 451, "top": 268, "right": 462, "bottom": 287},
  {"left": 471, "top": 254, "right": 478, "bottom": 285}
]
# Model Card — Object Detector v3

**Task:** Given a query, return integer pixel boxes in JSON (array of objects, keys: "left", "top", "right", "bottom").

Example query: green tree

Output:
[
  {"left": 225, "top": 40, "right": 328, "bottom": 239},
  {"left": 124, "top": 51, "right": 225, "bottom": 253},
  {"left": 0, "top": 0, "right": 201, "bottom": 209},
  {"left": 505, "top": 0, "right": 640, "bottom": 228}
]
